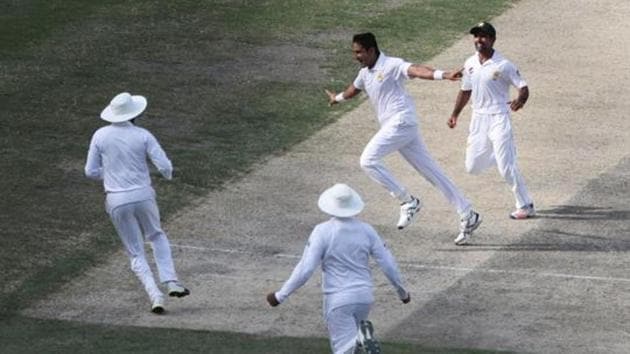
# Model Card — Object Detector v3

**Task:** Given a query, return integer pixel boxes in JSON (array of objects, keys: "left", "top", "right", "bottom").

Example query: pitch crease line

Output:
[{"left": 169, "top": 243, "right": 630, "bottom": 283}]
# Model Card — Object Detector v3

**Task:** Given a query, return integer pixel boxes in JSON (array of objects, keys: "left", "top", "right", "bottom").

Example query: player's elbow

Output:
[
  {"left": 360, "top": 155, "right": 380, "bottom": 173},
  {"left": 84, "top": 168, "right": 101, "bottom": 180}
]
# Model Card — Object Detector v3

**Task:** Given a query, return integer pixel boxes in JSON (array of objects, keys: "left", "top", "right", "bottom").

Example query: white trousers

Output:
[
  {"left": 360, "top": 121, "right": 472, "bottom": 216},
  {"left": 109, "top": 199, "right": 178, "bottom": 302},
  {"left": 325, "top": 303, "right": 371, "bottom": 354},
  {"left": 466, "top": 112, "right": 532, "bottom": 208}
]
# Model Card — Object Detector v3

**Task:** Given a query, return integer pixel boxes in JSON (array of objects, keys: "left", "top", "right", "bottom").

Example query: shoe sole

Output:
[
  {"left": 454, "top": 234, "right": 471, "bottom": 246},
  {"left": 168, "top": 289, "right": 190, "bottom": 298},
  {"left": 151, "top": 305, "right": 165, "bottom": 314},
  {"left": 509, "top": 214, "right": 536, "bottom": 220}
]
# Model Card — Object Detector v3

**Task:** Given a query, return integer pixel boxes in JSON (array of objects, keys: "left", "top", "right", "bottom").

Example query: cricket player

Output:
[
  {"left": 326, "top": 32, "right": 481, "bottom": 245},
  {"left": 448, "top": 22, "right": 535, "bottom": 228},
  {"left": 267, "top": 183, "right": 410, "bottom": 354},
  {"left": 85, "top": 92, "right": 189, "bottom": 314}
]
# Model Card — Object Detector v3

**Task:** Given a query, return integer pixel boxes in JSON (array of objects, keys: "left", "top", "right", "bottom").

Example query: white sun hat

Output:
[
  {"left": 318, "top": 183, "right": 365, "bottom": 218},
  {"left": 100, "top": 92, "right": 147, "bottom": 123}
]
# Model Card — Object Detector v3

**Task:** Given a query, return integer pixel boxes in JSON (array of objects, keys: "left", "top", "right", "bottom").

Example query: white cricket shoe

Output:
[
  {"left": 455, "top": 210, "right": 481, "bottom": 246},
  {"left": 151, "top": 297, "right": 165, "bottom": 314},
  {"left": 167, "top": 281, "right": 190, "bottom": 298},
  {"left": 356, "top": 320, "right": 381, "bottom": 354},
  {"left": 454, "top": 232, "right": 471, "bottom": 246},
  {"left": 510, "top": 203, "right": 536, "bottom": 220},
  {"left": 397, "top": 197, "right": 422, "bottom": 229},
  {"left": 460, "top": 210, "right": 482, "bottom": 233}
]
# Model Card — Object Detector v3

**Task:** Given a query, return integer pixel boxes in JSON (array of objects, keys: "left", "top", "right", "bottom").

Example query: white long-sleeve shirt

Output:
[
  {"left": 275, "top": 217, "right": 408, "bottom": 316},
  {"left": 84, "top": 121, "right": 172, "bottom": 211}
]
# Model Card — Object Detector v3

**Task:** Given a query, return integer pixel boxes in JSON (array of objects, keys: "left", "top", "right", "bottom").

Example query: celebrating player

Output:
[
  {"left": 447, "top": 22, "right": 535, "bottom": 226},
  {"left": 267, "top": 183, "right": 410, "bottom": 354},
  {"left": 85, "top": 92, "right": 190, "bottom": 314},
  {"left": 326, "top": 32, "right": 481, "bottom": 245}
]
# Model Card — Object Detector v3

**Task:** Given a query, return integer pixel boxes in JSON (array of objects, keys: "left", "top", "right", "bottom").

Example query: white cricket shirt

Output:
[
  {"left": 85, "top": 122, "right": 172, "bottom": 210},
  {"left": 462, "top": 50, "right": 527, "bottom": 114},
  {"left": 275, "top": 217, "right": 408, "bottom": 316},
  {"left": 353, "top": 52, "right": 417, "bottom": 126}
]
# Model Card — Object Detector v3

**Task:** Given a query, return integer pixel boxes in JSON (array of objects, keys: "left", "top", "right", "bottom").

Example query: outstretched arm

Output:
[
  {"left": 325, "top": 84, "right": 361, "bottom": 107},
  {"left": 447, "top": 89, "right": 472, "bottom": 129},
  {"left": 267, "top": 230, "right": 325, "bottom": 307},
  {"left": 408, "top": 64, "right": 463, "bottom": 81}
]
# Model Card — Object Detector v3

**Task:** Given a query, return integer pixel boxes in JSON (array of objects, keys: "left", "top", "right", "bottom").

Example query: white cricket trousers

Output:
[
  {"left": 465, "top": 112, "right": 533, "bottom": 208},
  {"left": 326, "top": 303, "right": 371, "bottom": 354},
  {"left": 360, "top": 121, "right": 472, "bottom": 216},
  {"left": 109, "top": 199, "right": 178, "bottom": 302}
]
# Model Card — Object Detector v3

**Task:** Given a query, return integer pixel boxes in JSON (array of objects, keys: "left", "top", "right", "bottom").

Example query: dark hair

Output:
[{"left": 352, "top": 32, "right": 379, "bottom": 52}]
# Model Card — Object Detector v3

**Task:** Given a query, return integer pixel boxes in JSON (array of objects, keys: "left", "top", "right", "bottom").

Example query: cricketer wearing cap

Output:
[{"left": 448, "top": 22, "right": 535, "bottom": 220}]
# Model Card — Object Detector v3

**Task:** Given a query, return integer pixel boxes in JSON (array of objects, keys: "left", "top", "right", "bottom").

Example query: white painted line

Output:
[
  {"left": 400, "top": 262, "right": 630, "bottom": 283},
  {"left": 169, "top": 243, "right": 630, "bottom": 283},
  {"left": 170, "top": 243, "right": 301, "bottom": 259}
]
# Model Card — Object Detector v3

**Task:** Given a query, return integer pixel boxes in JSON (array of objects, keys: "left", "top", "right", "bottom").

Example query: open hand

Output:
[{"left": 324, "top": 89, "right": 337, "bottom": 107}]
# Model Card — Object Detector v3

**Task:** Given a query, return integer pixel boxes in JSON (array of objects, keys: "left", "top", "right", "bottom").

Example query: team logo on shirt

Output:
[
  {"left": 468, "top": 67, "right": 474, "bottom": 75},
  {"left": 376, "top": 71, "right": 385, "bottom": 82},
  {"left": 492, "top": 70, "right": 502, "bottom": 80}
]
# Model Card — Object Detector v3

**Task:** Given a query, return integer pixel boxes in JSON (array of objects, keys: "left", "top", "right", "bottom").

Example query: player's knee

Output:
[
  {"left": 499, "top": 165, "right": 517, "bottom": 183},
  {"left": 360, "top": 155, "right": 378, "bottom": 171},
  {"left": 146, "top": 230, "right": 166, "bottom": 242},
  {"left": 130, "top": 256, "right": 148, "bottom": 273}
]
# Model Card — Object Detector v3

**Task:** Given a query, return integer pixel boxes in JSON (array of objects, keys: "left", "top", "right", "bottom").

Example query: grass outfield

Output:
[{"left": 1, "top": 0, "right": 515, "bottom": 352}]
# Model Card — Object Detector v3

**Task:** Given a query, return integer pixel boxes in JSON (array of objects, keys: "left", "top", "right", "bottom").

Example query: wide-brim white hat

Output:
[
  {"left": 100, "top": 92, "right": 147, "bottom": 123},
  {"left": 318, "top": 183, "right": 364, "bottom": 218}
]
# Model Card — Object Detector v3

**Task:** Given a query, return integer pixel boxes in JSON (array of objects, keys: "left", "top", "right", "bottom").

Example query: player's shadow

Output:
[
  {"left": 534, "top": 205, "right": 630, "bottom": 221},
  {"left": 444, "top": 234, "right": 630, "bottom": 252},
  {"left": 438, "top": 205, "right": 630, "bottom": 252}
]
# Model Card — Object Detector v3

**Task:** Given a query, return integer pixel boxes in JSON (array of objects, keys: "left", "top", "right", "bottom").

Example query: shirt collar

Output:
[
  {"left": 369, "top": 52, "right": 386, "bottom": 71},
  {"left": 477, "top": 49, "right": 503, "bottom": 65},
  {"left": 112, "top": 121, "right": 133, "bottom": 126}
]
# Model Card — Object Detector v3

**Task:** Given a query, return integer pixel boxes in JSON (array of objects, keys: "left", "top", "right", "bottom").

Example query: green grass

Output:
[
  {"left": 1, "top": 0, "right": 516, "bottom": 352},
  {"left": 0, "top": 317, "right": 509, "bottom": 354}
]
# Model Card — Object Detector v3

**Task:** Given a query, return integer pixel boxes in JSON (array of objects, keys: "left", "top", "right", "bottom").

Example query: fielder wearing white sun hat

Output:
[
  {"left": 100, "top": 92, "right": 147, "bottom": 123},
  {"left": 317, "top": 183, "right": 365, "bottom": 218}
]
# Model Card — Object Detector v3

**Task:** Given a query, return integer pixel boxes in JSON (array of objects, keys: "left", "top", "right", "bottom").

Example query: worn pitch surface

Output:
[{"left": 24, "top": 0, "right": 630, "bottom": 353}]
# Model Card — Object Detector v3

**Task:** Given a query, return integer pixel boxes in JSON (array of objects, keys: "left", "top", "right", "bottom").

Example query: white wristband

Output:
[
  {"left": 433, "top": 70, "right": 444, "bottom": 80},
  {"left": 335, "top": 93, "right": 345, "bottom": 102}
]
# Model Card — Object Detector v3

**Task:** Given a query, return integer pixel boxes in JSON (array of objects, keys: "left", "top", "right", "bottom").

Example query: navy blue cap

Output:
[{"left": 470, "top": 22, "right": 496, "bottom": 37}]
